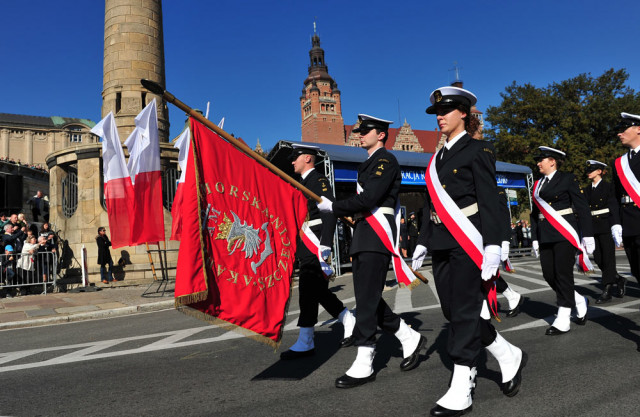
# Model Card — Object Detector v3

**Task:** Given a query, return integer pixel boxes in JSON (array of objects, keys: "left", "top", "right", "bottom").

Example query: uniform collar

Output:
[
  {"left": 444, "top": 130, "right": 467, "bottom": 150},
  {"left": 301, "top": 167, "right": 315, "bottom": 180},
  {"left": 592, "top": 178, "right": 602, "bottom": 188},
  {"left": 545, "top": 170, "right": 558, "bottom": 182},
  {"left": 367, "top": 146, "right": 384, "bottom": 160}
]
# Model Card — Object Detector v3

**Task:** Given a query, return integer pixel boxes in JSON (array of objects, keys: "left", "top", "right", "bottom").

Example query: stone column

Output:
[
  {"left": 0, "top": 129, "right": 8, "bottom": 158},
  {"left": 25, "top": 130, "right": 33, "bottom": 164}
]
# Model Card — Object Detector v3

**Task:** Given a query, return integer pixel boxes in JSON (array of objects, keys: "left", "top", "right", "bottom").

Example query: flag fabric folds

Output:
[
  {"left": 175, "top": 118, "right": 308, "bottom": 346},
  {"left": 124, "top": 99, "right": 165, "bottom": 245},
  {"left": 170, "top": 128, "right": 191, "bottom": 241},
  {"left": 92, "top": 112, "right": 134, "bottom": 249}
]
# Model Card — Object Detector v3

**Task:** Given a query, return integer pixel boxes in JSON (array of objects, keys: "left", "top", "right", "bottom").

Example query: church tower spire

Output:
[{"left": 300, "top": 23, "right": 345, "bottom": 145}]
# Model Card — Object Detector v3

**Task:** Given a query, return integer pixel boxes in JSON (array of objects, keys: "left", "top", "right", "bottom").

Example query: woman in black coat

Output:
[{"left": 530, "top": 147, "right": 595, "bottom": 335}]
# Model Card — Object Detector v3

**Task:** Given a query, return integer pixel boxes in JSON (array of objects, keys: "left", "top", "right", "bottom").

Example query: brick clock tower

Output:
[{"left": 300, "top": 26, "right": 345, "bottom": 144}]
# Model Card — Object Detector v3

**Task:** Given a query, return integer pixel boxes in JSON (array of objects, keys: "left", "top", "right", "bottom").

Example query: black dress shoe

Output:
[
  {"left": 340, "top": 335, "right": 355, "bottom": 348},
  {"left": 616, "top": 275, "right": 627, "bottom": 298},
  {"left": 506, "top": 296, "right": 525, "bottom": 318},
  {"left": 502, "top": 351, "right": 527, "bottom": 397},
  {"left": 335, "top": 373, "right": 375, "bottom": 388},
  {"left": 596, "top": 285, "right": 613, "bottom": 304},
  {"left": 400, "top": 335, "right": 427, "bottom": 372},
  {"left": 545, "top": 326, "right": 569, "bottom": 336},
  {"left": 280, "top": 348, "right": 315, "bottom": 360},
  {"left": 430, "top": 404, "right": 472, "bottom": 416}
]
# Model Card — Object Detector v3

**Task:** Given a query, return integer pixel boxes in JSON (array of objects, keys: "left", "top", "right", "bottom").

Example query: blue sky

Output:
[{"left": 1, "top": 1, "right": 638, "bottom": 153}]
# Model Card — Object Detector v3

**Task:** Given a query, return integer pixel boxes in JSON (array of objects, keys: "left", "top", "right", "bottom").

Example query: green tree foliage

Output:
[{"left": 485, "top": 69, "right": 640, "bottom": 181}]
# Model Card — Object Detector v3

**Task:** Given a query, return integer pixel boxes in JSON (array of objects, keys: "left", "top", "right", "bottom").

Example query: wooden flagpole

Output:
[{"left": 139, "top": 79, "right": 428, "bottom": 284}]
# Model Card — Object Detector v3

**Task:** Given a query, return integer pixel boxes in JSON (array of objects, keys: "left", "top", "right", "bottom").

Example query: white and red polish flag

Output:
[
  {"left": 92, "top": 112, "right": 134, "bottom": 249},
  {"left": 170, "top": 127, "right": 191, "bottom": 241},
  {"left": 124, "top": 99, "right": 165, "bottom": 245}
]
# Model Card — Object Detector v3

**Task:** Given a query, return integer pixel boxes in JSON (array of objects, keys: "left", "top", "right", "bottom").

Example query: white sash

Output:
[
  {"left": 300, "top": 222, "right": 334, "bottom": 278},
  {"left": 615, "top": 155, "right": 640, "bottom": 207},
  {"left": 533, "top": 179, "right": 594, "bottom": 272}
]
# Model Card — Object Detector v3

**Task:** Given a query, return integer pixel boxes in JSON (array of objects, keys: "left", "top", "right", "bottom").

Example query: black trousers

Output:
[
  {"left": 432, "top": 247, "right": 497, "bottom": 367},
  {"left": 352, "top": 252, "right": 401, "bottom": 346},
  {"left": 593, "top": 232, "right": 617, "bottom": 285},
  {"left": 496, "top": 276, "right": 508, "bottom": 293},
  {"left": 540, "top": 241, "right": 577, "bottom": 308},
  {"left": 623, "top": 235, "right": 640, "bottom": 284},
  {"left": 297, "top": 258, "right": 345, "bottom": 327}
]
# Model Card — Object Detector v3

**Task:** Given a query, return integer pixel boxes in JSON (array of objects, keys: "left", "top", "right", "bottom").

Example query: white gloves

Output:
[
  {"left": 316, "top": 196, "right": 333, "bottom": 213},
  {"left": 411, "top": 244, "right": 428, "bottom": 270},
  {"left": 532, "top": 240, "right": 539, "bottom": 258},
  {"left": 501, "top": 241, "right": 510, "bottom": 262},
  {"left": 611, "top": 224, "right": 622, "bottom": 247},
  {"left": 320, "top": 245, "right": 332, "bottom": 261},
  {"left": 582, "top": 237, "right": 595, "bottom": 255},
  {"left": 481, "top": 245, "right": 501, "bottom": 281}
]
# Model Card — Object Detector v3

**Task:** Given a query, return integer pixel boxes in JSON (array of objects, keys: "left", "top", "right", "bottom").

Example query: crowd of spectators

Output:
[
  {"left": 0, "top": 156, "right": 48, "bottom": 173},
  {"left": 0, "top": 193, "right": 57, "bottom": 298},
  {"left": 510, "top": 220, "right": 532, "bottom": 248}
]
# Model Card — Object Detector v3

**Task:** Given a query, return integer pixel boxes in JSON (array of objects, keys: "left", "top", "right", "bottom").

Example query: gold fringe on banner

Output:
[{"left": 174, "top": 291, "right": 208, "bottom": 307}]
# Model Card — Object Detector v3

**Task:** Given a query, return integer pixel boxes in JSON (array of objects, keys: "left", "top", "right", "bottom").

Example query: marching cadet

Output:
[
  {"left": 280, "top": 144, "right": 356, "bottom": 360},
  {"left": 412, "top": 86, "right": 525, "bottom": 416},
  {"left": 585, "top": 160, "right": 625, "bottom": 303},
  {"left": 496, "top": 188, "right": 524, "bottom": 317},
  {"left": 317, "top": 114, "right": 425, "bottom": 388},
  {"left": 613, "top": 112, "right": 640, "bottom": 291},
  {"left": 530, "top": 147, "right": 595, "bottom": 335}
]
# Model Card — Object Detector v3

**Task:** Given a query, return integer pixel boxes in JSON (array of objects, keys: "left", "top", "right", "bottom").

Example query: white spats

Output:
[
  {"left": 346, "top": 346, "right": 375, "bottom": 378},
  {"left": 503, "top": 287, "right": 522, "bottom": 310},
  {"left": 394, "top": 320, "right": 421, "bottom": 358},
  {"left": 485, "top": 332, "right": 523, "bottom": 383},
  {"left": 552, "top": 307, "right": 572, "bottom": 331},
  {"left": 574, "top": 291, "right": 588, "bottom": 318},
  {"left": 339, "top": 308, "right": 356, "bottom": 340},
  {"left": 436, "top": 364, "right": 474, "bottom": 411}
]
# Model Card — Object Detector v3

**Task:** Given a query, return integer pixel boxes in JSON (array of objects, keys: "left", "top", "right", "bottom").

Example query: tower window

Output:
[{"left": 115, "top": 92, "right": 121, "bottom": 114}]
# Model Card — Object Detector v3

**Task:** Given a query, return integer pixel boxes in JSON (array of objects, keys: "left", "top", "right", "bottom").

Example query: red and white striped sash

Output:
[
  {"left": 357, "top": 184, "right": 418, "bottom": 288},
  {"left": 532, "top": 179, "right": 594, "bottom": 272},
  {"left": 300, "top": 222, "right": 334, "bottom": 278},
  {"left": 425, "top": 153, "right": 499, "bottom": 319},
  {"left": 615, "top": 155, "right": 640, "bottom": 207}
]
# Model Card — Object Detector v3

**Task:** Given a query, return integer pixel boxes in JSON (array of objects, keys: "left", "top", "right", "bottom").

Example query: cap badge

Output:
[{"left": 434, "top": 90, "right": 443, "bottom": 102}]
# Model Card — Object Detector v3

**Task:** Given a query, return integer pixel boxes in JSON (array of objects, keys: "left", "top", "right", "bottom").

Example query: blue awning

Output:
[{"left": 289, "top": 141, "right": 531, "bottom": 189}]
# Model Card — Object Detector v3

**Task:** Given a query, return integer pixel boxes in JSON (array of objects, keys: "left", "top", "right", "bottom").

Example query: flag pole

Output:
[
  {"left": 140, "top": 79, "right": 428, "bottom": 284},
  {"left": 140, "top": 79, "right": 321, "bottom": 203}
]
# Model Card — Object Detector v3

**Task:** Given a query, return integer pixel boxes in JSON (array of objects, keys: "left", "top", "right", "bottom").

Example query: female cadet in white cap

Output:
[
  {"left": 585, "top": 160, "right": 625, "bottom": 303},
  {"left": 530, "top": 146, "right": 594, "bottom": 335},
  {"left": 411, "top": 86, "right": 526, "bottom": 416}
]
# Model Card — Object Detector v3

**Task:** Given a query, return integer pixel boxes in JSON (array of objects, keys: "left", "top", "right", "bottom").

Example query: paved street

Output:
[{"left": 1, "top": 253, "right": 640, "bottom": 416}]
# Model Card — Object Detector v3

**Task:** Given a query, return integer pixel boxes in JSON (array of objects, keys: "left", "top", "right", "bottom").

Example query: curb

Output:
[{"left": 0, "top": 300, "right": 175, "bottom": 331}]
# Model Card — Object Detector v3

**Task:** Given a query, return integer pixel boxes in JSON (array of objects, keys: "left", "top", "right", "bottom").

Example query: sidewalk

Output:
[{"left": 0, "top": 282, "right": 175, "bottom": 331}]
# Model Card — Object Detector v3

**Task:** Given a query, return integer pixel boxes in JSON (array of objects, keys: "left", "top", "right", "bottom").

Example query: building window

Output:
[
  {"left": 61, "top": 168, "right": 78, "bottom": 218},
  {"left": 163, "top": 167, "right": 179, "bottom": 210},
  {"left": 69, "top": 126, "right": 83, "bottom": 143}
]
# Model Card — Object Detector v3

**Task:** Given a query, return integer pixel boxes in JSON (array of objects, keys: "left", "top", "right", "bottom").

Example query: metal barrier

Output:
[{"left": 0, "top": 251, "right": 57, "bottom": 295}]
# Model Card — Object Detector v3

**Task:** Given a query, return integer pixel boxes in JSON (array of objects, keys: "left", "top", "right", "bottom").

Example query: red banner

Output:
[{"left": 175, "top": 118, "right": 308, "bottom": 346}]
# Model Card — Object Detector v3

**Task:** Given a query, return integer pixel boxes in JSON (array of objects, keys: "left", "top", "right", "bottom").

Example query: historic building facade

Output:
[
  {"left": 300, "top": 29, "right": 345, "bottom": 145},
  {"left": 300, "top": 30, "right": 441, "bottom": 153}
]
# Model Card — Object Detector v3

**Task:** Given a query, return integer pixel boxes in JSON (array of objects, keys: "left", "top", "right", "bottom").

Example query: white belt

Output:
[
  {"left": 307, "top": 219, "right": 322, "bottom": 227},
  {"left": 591, "top": 208, "right": 609, "bottom": 216},
  {"left": 353, "top": 207, "right": 395, "bottom": 221},
  {"left": 538, "top": 207, "right": 573, "bottom": 220},
  {"left": 431, "top": 203, "right": 478, "bottom": 224},
  {"left": 621, "top": 196, "right": 634, "bottom": 204}
]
